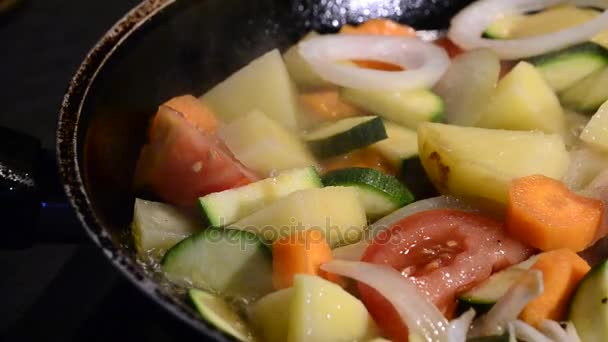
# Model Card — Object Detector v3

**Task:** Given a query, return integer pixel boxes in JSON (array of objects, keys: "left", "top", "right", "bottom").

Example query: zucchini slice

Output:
[
  {"left": 303, "top": 116, "right": 387, "bottom": 158},
  {"left": 188, "top": 288, "right": 253, "bottom": 342},
  {"left": 131, "top": 198, "right": 200, "bottom": 260},
  {"left": 198, "top": 167, "right": 322, "bottom": 227},
  {"left": 162, "top": 228, "right": 273, "bottom": 301},
  {"left": 340, "top": 88, "right": 444, "bottom": 130},
  {"left": 569, "top": 259, "right": 608, "bottom": 342},
  {"left": 527, "top": 43, "right": 608, "bottom": 92},
  {"left": 561, "top": 67, "right": 608, "bottom": 113},
  {"left": 322, "top": 167, "right": 414, "bottom": 219},
  {"left": 458, "top": 256, "right": 538, "bottom": 310},
  {"left": 371, "top": 121, "right": 418, "bottom": 169}
]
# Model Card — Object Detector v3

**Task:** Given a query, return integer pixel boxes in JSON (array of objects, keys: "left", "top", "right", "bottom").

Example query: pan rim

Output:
[{"left": 56, "top": 0, "right": 234, "bottom": 340}]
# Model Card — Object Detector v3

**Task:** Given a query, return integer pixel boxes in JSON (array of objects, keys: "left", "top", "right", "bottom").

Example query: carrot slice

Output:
[
  {"left": 320, "top": 147, "right": 396, "bottom": 176},
  {"left": 340, "top": 19, "right": 414, "bottom": 71},
  {"left": 520, "top": 249, "right": 590, "bottom": 327},
  {"left": 506, "top": 175, "right": 603, "bottom": 252},
  {"left": 300, "top": 90, "right": 366, "bottom": 122},
  {"left": 340, "top": 19, "right": 416, "bottom": 37},
  {"left": 149, "top": 95, "right": 218, "bottom": 138},
  {"left": 272, "top": 229, "right": 343, "bottom": 289}
]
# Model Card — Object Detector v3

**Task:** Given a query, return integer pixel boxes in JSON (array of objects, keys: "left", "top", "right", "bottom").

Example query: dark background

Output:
[{"left": 0, "top": 1, "right": 202, "bottom": 340}]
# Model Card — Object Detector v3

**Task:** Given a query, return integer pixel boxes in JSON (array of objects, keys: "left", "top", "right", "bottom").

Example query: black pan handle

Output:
[{"left": 0, "top": 126, "right": 87, "bottom": 248}]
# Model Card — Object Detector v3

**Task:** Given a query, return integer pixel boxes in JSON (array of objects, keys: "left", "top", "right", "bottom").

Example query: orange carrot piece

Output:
[
  {"left": 340, "top": 19, "right": 416, "bottom": 37},
  {"left": 520, "top": 249, "right": 590, "bottom": 327},
  {"left": 320, "top": 147, "right": 396, "bottom": 176},
  {"left": 351, "top": 60, "right": 404, "bottom": 71},
  {"left": 272, "top": 229, "right": 342, "bottom": 289},
  {"left": 340, "top": 19, "right": 415, "bottom": 71},
  {"left": 149, "top": 95, "right": 218, "bottom": 138},
  {"left": 299, "top": 90, "right": 366, "bottom": 122},
  {"left": 506, "top": 175, "right": 604, "bottom": 252}
]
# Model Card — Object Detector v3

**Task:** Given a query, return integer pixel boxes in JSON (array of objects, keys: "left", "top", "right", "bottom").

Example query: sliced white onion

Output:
[
  {"left": 448, "top": 0, "right": 608, "bottom": 60},
  {"left": 448, "top": 309, "right": 476, "bottom": 342},
  {"left": 470, "top": 269, "right": 543, "bottom": 337},
  {"left": 564, "top": 321, "right": 583, "bottom": 341},
  {"left": 508, "top": 320, "right": 553, "bottom": 342},
  {"left": 539, "top": 320, "right": 580, "bottom": 342},
  {"left": 321, "top": 260, "right": 450, "bottom": 342},
  {"left": 298, "top": 35, "right": 450, "bottom": 91},
  {"left": 333, "top": 196, "right": 480, "bottom": 261}
]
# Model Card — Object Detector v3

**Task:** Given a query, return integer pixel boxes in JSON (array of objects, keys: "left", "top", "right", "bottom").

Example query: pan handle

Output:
[{"left": 0, "top": 126, "right": 87, "bottom": 249}]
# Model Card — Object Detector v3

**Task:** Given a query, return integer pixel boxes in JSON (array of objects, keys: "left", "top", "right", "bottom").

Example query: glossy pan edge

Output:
[{"left": 56, "top": 0, "right": 233, "bottom": 340}]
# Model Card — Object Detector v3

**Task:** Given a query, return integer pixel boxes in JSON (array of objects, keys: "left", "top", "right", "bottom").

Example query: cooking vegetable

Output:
[
  {"left": 320, "top": 147, "right": 395, "bottom": 175},
  {"left": 322, "top": 260, "right": 448, "bottom": 342},
  {"left": 433, "top": 48, "right": 500, "bottom": 126},
  {"left": 272, "top": 229, "right": 338, "bottom": 290},
  {"left": 303, "top": 116, "right": 387, "bottom": 159},
  {"left": 563, "top": 147, "right": 608, "bottom": 191},
  {"left": 339, "top": 18, "right": 416, "bottom": 36},
  {"left": 470, "top": 269, "right": 543, "bottom": 337},
  {"left": 252, "top": 275, "right": 378, "bottom": 342},
  {"left": 340, "top": 88, "right": 443, "bottom": 130},
  {"left": 131, "top": 198, "right": 200, "bottom": 259},
  {"left": 358, "top": 210, "right": 532, "bottom": 339},
  {"left": 150, "top": 95, "right": 218, "bottom": 136},
  {"left": 322, "top": 167, "right": 414, "bottom": 219},
  {"left": 340, "top": 19, "right": 415, "bottom": 71},
  {"left": 527, "top": 42, "right": 608, "bottom": 92},
  {"left": 218, "top": 110, "right": 316, "bottom": 176},
  {"left": 505, "top": 175, "right": 603, "bottom": 252},
  {"left": 560, "top": 66, "right": 608, "bottom": 113},
  {"left": 581, "top": 100, "right": 608, "bottom": 152},
  {"left": 520, "top": 249, "right": 591, "bottom": 327},
  {"left": 188, "top": 288, "right": 253, "bottom": 342},
  {"left": 448, "top": 0, "right": 608, "bottom": 60},
  {"left": 569, "top": 258, "right": 608, "bottom": 342},
  {"left": 299, "top": 90, "right": 366, "bottom": 123},
  {"left": 134, "top": 106, "right": 257, "bottom": 207},
  {"left": 418, "top": 122, "right": 570, "bottom": 204},
  {"left": 298, "top": 35, "right": 450, "bottom": 91},
  {"left": 230, "top": 186, "right": 367, "bottom": 247},
  {"left": 332, "top": 195, "right": 481, "bottom": 262},
  {"left": 162, "top": 228, "right": 273, "bottom": 301},
  {"left": 283, "top": 32, "right": 331, "bottom": 90},
  {"left": 477, "top": 61, "right": 564, "bottom": 134},
  {"left": 370, "top": 121, "right": 418, "bottom": 169},
  {"left": 459, "top": 256, "right": 539, "bottom": 311},
  {"left": 251, "top": 287, "right": 293, "bottom": 342},
  {"left": 198, "top": 167, "right": 322, "bottom": 227},
  {"left": 483, "top": 4, "right": 600, "bottom": 40},
  {"left": 202, "top": 49, "right": 299, "bottom": 129}
]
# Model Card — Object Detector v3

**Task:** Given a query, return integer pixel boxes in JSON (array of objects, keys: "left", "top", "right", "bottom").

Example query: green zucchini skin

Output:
[
  {"left": 527, "top": 43, "right": 608, "bottom": 92},
  {"left": 305, "top": 116, "right": 387, "bottom": 158},
  {"left": 569, "top": 258, "right": 608, "bottom": 342},
  {"left": 322, "top": 167, "right": 414, "bottom": 218}
]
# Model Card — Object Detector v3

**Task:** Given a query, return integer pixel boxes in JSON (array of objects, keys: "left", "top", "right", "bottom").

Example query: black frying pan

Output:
[{"left": 0, "top": 0, "right": 474, "bottom": 340}]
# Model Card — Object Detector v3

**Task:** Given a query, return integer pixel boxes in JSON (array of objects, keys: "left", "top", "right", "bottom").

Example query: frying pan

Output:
[{"left": 1, "top": 0, "right": 474, "bottom": 340}]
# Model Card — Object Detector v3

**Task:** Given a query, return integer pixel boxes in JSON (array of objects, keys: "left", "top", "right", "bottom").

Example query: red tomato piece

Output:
[
  {"left": 134, "top": 106, "right": 258, "bottom": 207},
  {"left": 359, "top": 209, "right": 533, "bottom": 342}
]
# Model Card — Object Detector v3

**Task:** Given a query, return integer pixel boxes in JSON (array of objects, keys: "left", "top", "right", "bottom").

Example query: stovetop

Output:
[{"left": 0, "top": 1, "right": 206, "bottom": 340}]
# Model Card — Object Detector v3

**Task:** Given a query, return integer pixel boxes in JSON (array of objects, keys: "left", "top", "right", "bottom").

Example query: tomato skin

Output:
[
  {"left": 358, "top": 209, "right": 533, "bottom": 342},
  {"left": 134, "top": 106, "right": 257, "bottom": 206}
]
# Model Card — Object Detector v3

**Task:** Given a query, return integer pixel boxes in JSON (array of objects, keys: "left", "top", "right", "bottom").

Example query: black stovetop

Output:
[{"left": 0, "top": 1, "right": 205, "bottom": 340}]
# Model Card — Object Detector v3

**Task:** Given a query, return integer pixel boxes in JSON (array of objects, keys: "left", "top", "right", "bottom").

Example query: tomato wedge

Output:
[
  {"left": 134, "top": 106, "right": 257, "bottom": 206},
  {"left": 358, "top": 209, "right": 533, "bottom": 342}
]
